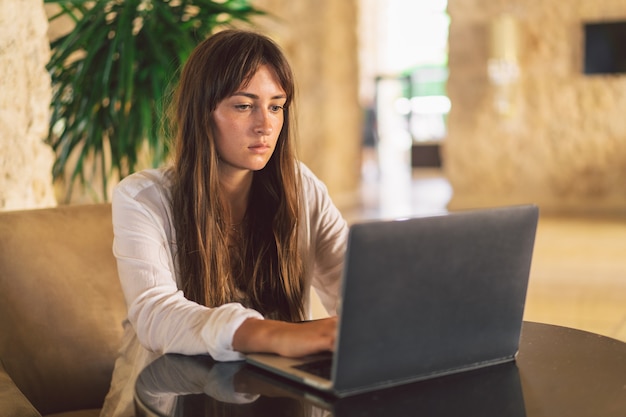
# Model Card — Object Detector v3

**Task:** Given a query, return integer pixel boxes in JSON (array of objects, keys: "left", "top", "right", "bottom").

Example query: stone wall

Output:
[
  {"left": 445, "top": 0, "right": 626, "bottom": 214},
  {"left": 0, "top": 0, "right": 56, "bottom": 211}
]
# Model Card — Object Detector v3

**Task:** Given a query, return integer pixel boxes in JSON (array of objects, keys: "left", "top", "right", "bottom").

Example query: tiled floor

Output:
[{"left": 337, "top": 167, "right": 626, "bottom": 343}]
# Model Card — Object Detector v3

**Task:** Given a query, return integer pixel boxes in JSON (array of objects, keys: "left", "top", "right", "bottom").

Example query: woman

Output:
[{"left": 101, "top": 30, "right": 347, "bottom": 416}]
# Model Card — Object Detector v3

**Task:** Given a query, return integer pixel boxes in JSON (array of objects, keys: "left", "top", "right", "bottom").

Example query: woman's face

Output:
[{"left": 213, "top": 64, "right": 287, "bottom": 177}]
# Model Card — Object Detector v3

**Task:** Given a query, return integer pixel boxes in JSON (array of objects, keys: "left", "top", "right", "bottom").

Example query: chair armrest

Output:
[{"left": 0, "top": 361, "right": 41, "bottom": 417}]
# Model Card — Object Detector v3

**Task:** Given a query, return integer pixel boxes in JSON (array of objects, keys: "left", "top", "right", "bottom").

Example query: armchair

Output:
[{"left": 0, "top": 204, "right": 126, "bottom": 417}]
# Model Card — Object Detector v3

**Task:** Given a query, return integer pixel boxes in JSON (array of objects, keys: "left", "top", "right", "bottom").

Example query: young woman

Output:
[{"left": 101, "top": 30, "right": 348, "bottom": 416}]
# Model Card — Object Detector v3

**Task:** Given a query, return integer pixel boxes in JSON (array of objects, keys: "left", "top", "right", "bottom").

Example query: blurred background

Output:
[{"left": 1, "top": 0, "right": 625, "bottom": 341}]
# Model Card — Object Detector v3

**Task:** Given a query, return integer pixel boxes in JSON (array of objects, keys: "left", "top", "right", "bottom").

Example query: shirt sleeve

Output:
[
  {"left": 299, "top": 164, "right": 350, "bottom": 316},
  {"left": 112, "top": 173, "right": 263, "bottom": 362}
]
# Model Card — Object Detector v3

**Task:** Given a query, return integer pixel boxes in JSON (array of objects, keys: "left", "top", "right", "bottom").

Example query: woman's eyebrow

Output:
[{"left": 232, "top": 92, "right": 287, "bottom": 100}]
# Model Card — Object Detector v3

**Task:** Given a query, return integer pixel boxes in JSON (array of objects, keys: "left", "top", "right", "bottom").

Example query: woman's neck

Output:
[{"left": 220, "top": 169, "right": 253, "bottom": 225}]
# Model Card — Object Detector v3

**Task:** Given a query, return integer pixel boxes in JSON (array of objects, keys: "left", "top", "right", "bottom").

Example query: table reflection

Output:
[{"left": 135, "top": 353, "right": 526, "bottom": 417}]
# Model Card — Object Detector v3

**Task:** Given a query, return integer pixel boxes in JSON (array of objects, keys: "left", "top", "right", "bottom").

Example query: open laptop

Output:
[{"left": 246, "top": 204, "right": 539, "bottom": 397}]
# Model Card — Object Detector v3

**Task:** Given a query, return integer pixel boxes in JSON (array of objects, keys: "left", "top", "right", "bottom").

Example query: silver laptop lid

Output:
[{"left": 332, "top": 205, "right": 538, "bottom": 394}]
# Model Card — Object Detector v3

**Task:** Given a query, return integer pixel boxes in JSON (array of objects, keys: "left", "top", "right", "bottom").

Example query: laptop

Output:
[{"left": 246, "top": 204, "right": 539, "bottom": 397}]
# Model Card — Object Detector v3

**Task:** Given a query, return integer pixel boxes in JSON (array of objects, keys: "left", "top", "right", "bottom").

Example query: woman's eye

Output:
[
  {"left": 270, "top": 105, "right": 284, "bottom": 113},
  {"left": 235, "top": 104, "right": 252, "bottom": 111}
]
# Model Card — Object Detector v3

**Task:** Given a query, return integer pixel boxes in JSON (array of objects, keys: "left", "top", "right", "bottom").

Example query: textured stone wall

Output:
[
  {"left": 252, "top": 0, "right": 362, "bottom": 207},
  {"left": 446, "top": 0, "right": 626, "bottom": 214},
  {"left": 0, "top": 0, "right": 56, "bottom": 211}
]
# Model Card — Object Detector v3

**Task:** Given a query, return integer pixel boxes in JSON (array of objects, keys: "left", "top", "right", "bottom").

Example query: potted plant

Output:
[{"left": 46, "top": 0, "right": 263, "bottom": 202}]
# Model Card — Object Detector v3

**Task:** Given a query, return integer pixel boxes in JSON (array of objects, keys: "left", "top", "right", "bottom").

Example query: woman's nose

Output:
[{"left": 254, "top": 109, "right": 273, "bottom": 135}]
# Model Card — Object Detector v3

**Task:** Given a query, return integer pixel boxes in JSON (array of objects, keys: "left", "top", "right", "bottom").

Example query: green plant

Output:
[{"left": 46, "top": 0, "right": 263, "bottom": 202}]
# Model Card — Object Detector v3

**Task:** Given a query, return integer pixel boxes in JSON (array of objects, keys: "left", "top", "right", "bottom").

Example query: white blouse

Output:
[{"left": 100, "top": 162, "right": 348, "bottom": 417}]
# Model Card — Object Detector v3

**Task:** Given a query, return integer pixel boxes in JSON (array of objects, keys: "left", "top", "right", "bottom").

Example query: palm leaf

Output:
[{"left": 45, "top": 0, "right": 264, "bottom": 202}]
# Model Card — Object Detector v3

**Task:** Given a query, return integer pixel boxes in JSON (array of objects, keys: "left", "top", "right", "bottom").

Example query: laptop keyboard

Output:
[{"left": 293, "top": 358, "right": 333, "bottom": 379}]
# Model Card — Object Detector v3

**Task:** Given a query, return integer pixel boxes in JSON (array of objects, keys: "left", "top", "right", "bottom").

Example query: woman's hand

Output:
[{"left": 232, "top": 316, "right": 338, "bottom": 358}]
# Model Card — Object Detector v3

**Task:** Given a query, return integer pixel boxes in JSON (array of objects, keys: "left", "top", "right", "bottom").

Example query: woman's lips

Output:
[{"left": 249, "top": 143, "right": 271, "bottom": 154}]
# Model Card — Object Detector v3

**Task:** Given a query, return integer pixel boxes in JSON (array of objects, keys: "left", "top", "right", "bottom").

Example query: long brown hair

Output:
[{"left": 168, "top": 30, "right": 304, "bottom": 322}]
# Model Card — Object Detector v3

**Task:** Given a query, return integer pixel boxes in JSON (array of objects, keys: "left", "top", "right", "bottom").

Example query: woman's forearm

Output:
[{"left": 232, "top": 316, "right": 337, "bottom": 358}]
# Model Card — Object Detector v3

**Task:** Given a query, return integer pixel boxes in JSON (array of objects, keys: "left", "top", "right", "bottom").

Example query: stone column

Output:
[{"left": 0, "top": 0, "right": 56, "bottom": 211}]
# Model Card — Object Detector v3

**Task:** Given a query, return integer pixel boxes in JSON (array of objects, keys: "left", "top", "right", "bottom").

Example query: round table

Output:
[{"left": 134, "top": 322, "right": 626, "bottom": 416}]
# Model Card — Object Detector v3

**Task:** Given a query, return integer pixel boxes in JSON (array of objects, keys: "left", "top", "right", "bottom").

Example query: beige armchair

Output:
[{"left": 0, "top": 204, "right": 126, "bottom": 417}]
